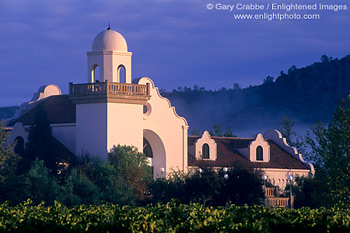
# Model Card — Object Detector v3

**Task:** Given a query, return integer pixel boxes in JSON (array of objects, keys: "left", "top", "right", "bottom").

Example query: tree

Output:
[
  {"left": 218, "top": 168, "right": 264, "bottom": 206},
  {"left": 63, "top": 169, "right": 99, "bottom": 205},
  {"left": 108, "top": 145, "right": 152, "bottom": 203},
  {"left": 305, "top": 96, "right": 350, "bottom": 207},
  {"left": 148, "top": 170, "right": 187, "bottom": 204},
  {"left": 233, "top": 83, "right": 241, "bottom": 91},
  {"left": 148, "top": 168, "right": 264, "bottom": 206},
  {"left": 209, "top": 124, "right": 223, "bottom": 137},
  {"left": 20, "top": 106, "right": 64, "bottom": 174},
  {"left": 185, "top": 169, "right": 222, "bottom": 205},
  {"left": 224, "top": 126, "right": 236, "bottom": 137},
  {"left": 0, "top": 120, "right": 25, "bottom": 204},
  {"left": 263, "top": 76, "right": 274, "bottom": 84},
  {"left": 77, "top": 157, "right": 134, "bottom": 205},
  {"left": 190, "top": 128, "right": 201, "bottom": 136},
  {"left": 289, "top": 175, "right": 323, "bottom": 209},
  {"left": 26, "top": 159, "right": 63, "bottom": 205},
  {"left": 279, "top": 114, "right": 305, "bottom": 154},
  {"left": 0, "top": 119, "right": 20, "bottom": 183}
]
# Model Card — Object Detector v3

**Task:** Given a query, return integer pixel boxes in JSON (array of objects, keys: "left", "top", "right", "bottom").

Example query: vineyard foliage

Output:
[{"left": 1, "top": 200, "right": 350, "bottom": 232}]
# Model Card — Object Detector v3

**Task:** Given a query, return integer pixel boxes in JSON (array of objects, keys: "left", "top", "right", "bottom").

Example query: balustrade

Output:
[{"left": 69, "top": 81, "right": 149, "bottom": 97}]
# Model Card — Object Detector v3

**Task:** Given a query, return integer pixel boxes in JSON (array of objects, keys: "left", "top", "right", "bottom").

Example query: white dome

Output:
[{"left": 92, "top": 29, "right": 128, "bottom": 52}]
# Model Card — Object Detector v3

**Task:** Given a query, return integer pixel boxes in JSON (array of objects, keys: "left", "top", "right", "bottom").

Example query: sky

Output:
[{"left": 0, "top": 0, "right": 349, "bottom": 107}]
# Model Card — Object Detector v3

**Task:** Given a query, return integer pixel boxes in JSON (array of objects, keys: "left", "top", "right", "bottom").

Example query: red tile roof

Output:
[
  {"left": 11, "top": 95, "right": 310, "bottom": 171},
  {"left": 10, "top": 95, "right": 76, "bottom": 126},
  {"left": 188, "top": 135, "right": 310, "bottom": 170}
]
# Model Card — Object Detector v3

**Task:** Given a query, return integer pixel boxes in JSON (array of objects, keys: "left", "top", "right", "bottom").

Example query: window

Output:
[
  {"left": 117, "top": 65, "right": 126, "bottom": 83},
  {"left": 92, "top": 65, "right": 100, "bottom": 83},
  {"left": 202, "top": 143, "right": 209, "bottom": 159},
  {"left": 256, "top": 146, "right": 263, "bottom": 161},
  {"left": 14, "top": 136, "right": 24, "bottom": 155}
]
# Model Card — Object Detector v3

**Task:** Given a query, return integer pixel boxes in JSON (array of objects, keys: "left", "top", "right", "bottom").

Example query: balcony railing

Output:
[
  {"left": 263, "top": 186, "right": 294, "bottom": 208},
  {"left": 265, "top": 186, "right": 279, "bottom": 197},
  {"left": 264, "top": 197, "right": 291, "bottom": 208},
  {"left": 69, "top": 80, "right": 150, "bottom": 97}
]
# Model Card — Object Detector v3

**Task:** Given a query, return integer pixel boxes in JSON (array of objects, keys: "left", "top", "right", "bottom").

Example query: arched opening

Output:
[
  {"left": 256, "top": 146, "right": 263, "bottom": 161},
  {"left": 14, "top": 136, "right": 24, "bottom": 155},
  {"left": 91, "top": 65, "right": 100, "bottom": 83},
  {"left": 117, "top": 65, "right": 126, "bottom": 83},
  {"left": 144, "top": 129, "right": 166, "bottom": 179},
  {"left": 143, "top": 138, "right": 153, "bottom": 158},
  {"left": 202, "top": 143, "right": 209, "bottom": 159}
]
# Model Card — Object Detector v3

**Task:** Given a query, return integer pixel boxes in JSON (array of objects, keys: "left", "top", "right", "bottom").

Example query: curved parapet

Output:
[
  {"left": 137, "top": 77, "right": 188, "bottom": 127},
  {"left": 264, "top": 129, "right": 315, "bottom": 175},
  {"left": 8, "top": 85, "right": 61, "bottom": 123},
  {"left": 136, "top": 77, "right": 189, "bottom": 174},
  {"left": 29, "top": 84, "right": 61, "bottom": 104}
]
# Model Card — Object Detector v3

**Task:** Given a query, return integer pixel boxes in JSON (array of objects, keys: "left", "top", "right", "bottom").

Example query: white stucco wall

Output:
[
  {"left": 76, "top": 103, "right": 108, "bottom": 159},
  {"left": 76, "top": 101, "right": 144, "bottom": 160},
  {"left": 195, "top": 131, "right": 217, "bottom": 160},
  {"left": 249, "top": 133, "right": 270, "bottom": 162},
  {"left": 87, "top": 51, "right": 132, "bottom": 83},
  {"left": 107, "top": 102, "right": 143, "bottom": 153},
  {"left": 138, "top": 77, "right": 188, "bottom": 178},
  {"left": 264, "top": 129, "right": 315, "bottom": 175},
  {"left": 262, "top": 168, "right": 311, "bottom": 191}
]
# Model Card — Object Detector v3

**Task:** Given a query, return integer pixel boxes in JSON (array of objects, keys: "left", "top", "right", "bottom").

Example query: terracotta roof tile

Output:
[
  {"left": 12, "top": 95, "right": 76, "bottom": 126},
  {"left": 188, "top": 136, "right": 310, "bottom": 170}
]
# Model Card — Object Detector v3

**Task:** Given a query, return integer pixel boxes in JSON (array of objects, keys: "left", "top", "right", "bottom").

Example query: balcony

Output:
[
  {"left": 263, "top": 186, "right": 294, "bottom": 208},
  {"left": 69, "top": 81, "right": 150, "bottom": 104}
]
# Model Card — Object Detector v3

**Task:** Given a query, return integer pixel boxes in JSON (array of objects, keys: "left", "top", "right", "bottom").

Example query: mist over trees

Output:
[
  {"left": 161, "top": 54, "right": 350, "bottom": 135},
  {"left": 1, "top": 54, "right": 349, "bottom": 137}
]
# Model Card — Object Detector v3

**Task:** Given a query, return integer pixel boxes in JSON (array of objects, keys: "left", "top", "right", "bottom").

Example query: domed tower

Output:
[
  {"left": 87, "top": 27, "right": 132, "bottom": 83},
  {"left": 69, "top": 27, "right": 150, "bottom": 160}
]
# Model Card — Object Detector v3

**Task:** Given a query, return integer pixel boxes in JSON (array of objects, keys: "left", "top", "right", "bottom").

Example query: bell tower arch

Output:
[
  {"left": 70, "top": 28, "right": 149, "bottom": 159},
  {"left": 87, "top": 27, "right": 132, "bottom": 83}
]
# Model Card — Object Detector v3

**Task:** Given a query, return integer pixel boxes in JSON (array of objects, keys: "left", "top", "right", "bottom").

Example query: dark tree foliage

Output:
[
  {"left": 218, "top": 168, "right": 264, "bottom": 206},
  {"left": 148, "top": 168, "right": 263, "bottom": 206},
  {"left": 190, "top": 128, "right": 201, "bottom": 136},
  {"left": 20, "top": 106, "right": 64, "bottom": 174},
  {"left": 278, "top": 114, "right": 305, "bottom": 154},
  {"left": 0, "top": 119, "right": 27, "bottom": 205},
  {"left": 161, "top": 54, "right": 350, "bottom": 131},
  {"left": 184, "top": 169, "right": 222, "bottom": 205},
  {"left": 0, "top": 106, "right": 19, "bottom": 119},
  {"left": 108, "top": 145, "right": 152, "bottom": 203},
  {"left": 305, "top": 96, "right": 350, "bottom": 208},
  {"left": 209, "top": 124, "right": 223, "bottom": 137},
  {"left": 224, "top": 126, "right": 236, "bottom": 137},
  {"left": 74, "top": 155, "right": 134, "bottom": 205},
  {"left": 290, "top": 176, "right": 324, "bottom": 209}
]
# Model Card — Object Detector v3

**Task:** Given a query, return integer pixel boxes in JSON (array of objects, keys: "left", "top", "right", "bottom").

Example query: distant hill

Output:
[
  {"left": 0, "top": 106, "right": 19, "bottom": 120},
  {"left": 2, "top": 54, "right": 349, "bottom": 136},
  {"left": 162, "top": 54, "right": 350, "bottom": 136}
]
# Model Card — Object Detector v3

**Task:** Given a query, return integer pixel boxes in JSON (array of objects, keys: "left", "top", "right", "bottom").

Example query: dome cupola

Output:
[
  {"left": 92, "top": 28, "right": 128, "bottom": 52},
  {"left": 87, "top": 26, "right": 132, "bottom": 84}
]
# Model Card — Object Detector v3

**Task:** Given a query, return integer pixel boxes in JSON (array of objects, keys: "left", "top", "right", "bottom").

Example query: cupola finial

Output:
[{"left": 107, "top": 22, "right": 111, "bottom": 30}]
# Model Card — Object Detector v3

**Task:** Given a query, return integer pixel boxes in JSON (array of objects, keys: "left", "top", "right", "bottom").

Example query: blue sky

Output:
[{"left": 0, "top": 0, "right": 349, "bottom": 106}]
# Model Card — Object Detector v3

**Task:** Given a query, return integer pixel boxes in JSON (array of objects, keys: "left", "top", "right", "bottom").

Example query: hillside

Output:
[
  {"left": 161, "top": 54, "right": 350, "bottom": 135},
  {"left": 0, "top": 106, "right": 19, "bottom": 121},
  {"left": 1, "top": 54, "right": 349, "bottom": 136}
]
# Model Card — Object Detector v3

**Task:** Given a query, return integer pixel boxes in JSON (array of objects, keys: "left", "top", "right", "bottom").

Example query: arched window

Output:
[
  {"left": 117, "top": 65, "right": 126, "bottom": 83},
  {"left": 256, "top": 146, "right": 263, "bottom": 161},
  {"left": 91, "top": 65, "right": 100, "bottom": 83},
  {"left": 202, "top": 143, "right": 209, "bottom": 159},
  {"left": 14, "top": 136, "right": 24, "bottom": 155}
]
